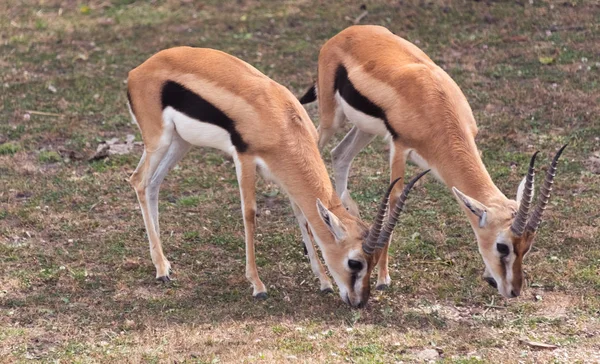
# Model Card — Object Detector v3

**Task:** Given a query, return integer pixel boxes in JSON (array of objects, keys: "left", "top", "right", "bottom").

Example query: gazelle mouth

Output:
[
  {"left": 344, "top": 293, "right": 351, "bottom": 306},
  {"left": 484, "top": 276, "right": 498, "bottom": 289}
]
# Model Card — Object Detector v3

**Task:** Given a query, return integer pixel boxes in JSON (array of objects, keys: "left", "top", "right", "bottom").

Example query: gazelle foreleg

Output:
[
  {"left": 233, "top": 153, "right": 267, "bottom": 298},
  {"left": 290, "top": 202, "right": 333, "bottom": 293},
  {"left": 375, "top": 142, "right": 408, "bottom": 290},
  {"left": 331, "top": 126, "right": 376, "bottom": 217}
]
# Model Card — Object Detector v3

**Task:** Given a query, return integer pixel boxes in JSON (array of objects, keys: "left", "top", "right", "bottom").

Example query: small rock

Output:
[
  {"left": 586, "top": 154, "right": 600, "bottom": 174},
  {"left": 98, "top": 17, "right": 115, "bottom": 25},
  {"left": 416, "top": 348, "right": 439, "bottom": 361}
]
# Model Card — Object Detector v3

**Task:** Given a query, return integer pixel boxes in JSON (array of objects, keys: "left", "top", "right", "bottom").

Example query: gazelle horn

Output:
[
  {"left": 375, "top": 169, "right": 431, "bottom": 249},
  {"left": 525, "top": 144, "right": 568, "bottom": 233},
  {"left": 510, "top": 152, "right": 538, "bottom": 236},
  {"left": 362, "top": 177, "right": 402, "bottom": 255}
]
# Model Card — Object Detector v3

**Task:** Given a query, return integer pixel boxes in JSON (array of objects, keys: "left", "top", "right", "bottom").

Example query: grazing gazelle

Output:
[
  {"left": 300, "top": 25, "right": 566, "bottom": 298},
  {"left": 126, "top": 46, "right": 428, "bottom": 307}
]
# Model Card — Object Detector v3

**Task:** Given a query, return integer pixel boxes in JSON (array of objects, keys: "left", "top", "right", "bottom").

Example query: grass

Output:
[{"left": 1, "top": 0, "right": 599, "bottom": 362}]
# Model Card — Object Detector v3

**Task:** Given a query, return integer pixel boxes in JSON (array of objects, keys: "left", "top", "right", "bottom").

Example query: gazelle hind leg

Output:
[
  {"left": 146, "top": 132, "right": 191, "bottom": 236},
  {"left": 331, "top": 126, "right": 376, "bottom": 217},
  {"left": 129, "top": 123, "right": 174, "bottom": 281},
  {"left": 376, "top": 142, "right": 407, "bottom": 290},
  {"left": 233, "top": 153, "right": 267, "bottom": 298},
  {"left": 290, "top": 202, "right": 333, "bottom": 293},
  {"left": 317, "top": 101, "right": 346, "bottom": 150}
]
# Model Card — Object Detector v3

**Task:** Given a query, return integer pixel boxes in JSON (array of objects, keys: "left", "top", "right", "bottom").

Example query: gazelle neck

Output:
[
  {"left": 259, "top": 132, "right": 354, "bottom": 248},
  {"left": 432, "top": 131, "right": 508, "bottom": 209},
  {"left": 286, "top": 169, "right": 352, "bottom": 247}
]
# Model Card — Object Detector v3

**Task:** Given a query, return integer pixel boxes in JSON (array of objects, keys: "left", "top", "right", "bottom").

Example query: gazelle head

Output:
[
  {"left": 315, "top": 170, "right": 430, "bottom": 307},
  {"left": 452, "top": 145, "right": 567, "bottom": 298}
]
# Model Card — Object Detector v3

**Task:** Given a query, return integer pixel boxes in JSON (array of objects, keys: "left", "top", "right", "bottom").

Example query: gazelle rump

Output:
[
  {"left": 301, "top": 25, "right": 567, "bottom": 298},
  {"left": 127, "top": 46, "right": 427, "bottom": 307}
]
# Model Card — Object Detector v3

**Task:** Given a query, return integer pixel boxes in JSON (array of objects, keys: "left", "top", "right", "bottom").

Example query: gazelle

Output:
[
  {"left": 300, "top": 25, "right": 567, "bottom": 298},
  {"left": 126, "top": 46, "right": 428, "bottom": 307}
]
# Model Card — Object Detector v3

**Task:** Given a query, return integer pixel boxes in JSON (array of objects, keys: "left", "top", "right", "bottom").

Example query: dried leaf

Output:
[
  {"left": 89, "top": 134, "right": 137, "bottom": 161},
  {"left": 76, "top": 53, "right": 89, "bottom": 61},
  {"left": 539, "top": 56, "right": 555, "bottom": 65}
]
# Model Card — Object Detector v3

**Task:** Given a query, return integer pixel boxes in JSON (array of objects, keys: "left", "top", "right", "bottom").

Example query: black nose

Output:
[{"left": 510, "top": 289, "right": 520, "bottom": 298}]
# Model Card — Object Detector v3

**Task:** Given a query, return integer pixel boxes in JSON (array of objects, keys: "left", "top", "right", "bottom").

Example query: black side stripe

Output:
[
  {"left": 334, "top": 65, "right": 398, "bottom": 139},
  {"left": 161, "top": 81, "right": 249, "bottom": 153}
]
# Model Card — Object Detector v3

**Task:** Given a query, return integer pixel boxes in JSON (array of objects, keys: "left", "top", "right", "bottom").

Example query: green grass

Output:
[
  {"left": 1, "top": 0, "right": 599, "bottom": 362},
  {"left": 0, "top": 142, "right": 20, "bottom": 155}
]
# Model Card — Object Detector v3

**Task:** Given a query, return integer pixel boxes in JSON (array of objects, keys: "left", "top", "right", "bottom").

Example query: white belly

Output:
[
  {"left": 335, "top": 91, "right": 389, "bottom": 137},
  {"left": 164, "top": 107, "right": 235, "bottom": 155}
]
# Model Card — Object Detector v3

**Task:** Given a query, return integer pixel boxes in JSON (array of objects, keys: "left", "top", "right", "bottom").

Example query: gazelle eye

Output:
[
  {"left": 348, "top": 259, "right": 363, "bottom": 271},
  {"left": 497, "top": 243, "right": 510, "bottom": 257}
]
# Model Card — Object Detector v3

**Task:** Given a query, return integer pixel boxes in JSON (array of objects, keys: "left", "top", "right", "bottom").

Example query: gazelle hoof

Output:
[
  {"left": 320, "top": 287, "right": 334, "bottom": 294},
  {"left": 156, "top": 275, "right": 171, "bottom": 283},
  {"left": 375, "top": 284, "right": 389, "bottom": 291},
  {"left": 254, "top": 292, "right": 268, "bottom": 300}
]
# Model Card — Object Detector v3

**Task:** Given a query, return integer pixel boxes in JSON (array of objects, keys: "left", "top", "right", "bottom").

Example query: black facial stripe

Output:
[
  {"left": 161, "top": 81, "right": 249, "bottom": 153},
  {"left": 499, "top": 256, "right": 507, "bottom": 279},
  {"left": 350, "top": 272, "right": 358, "bottom": 291},
  {"left": 334, "top": 65, "right": 398, "bottom": 139}
]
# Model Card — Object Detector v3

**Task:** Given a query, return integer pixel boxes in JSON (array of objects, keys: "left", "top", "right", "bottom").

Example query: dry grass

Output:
[{"left": 1, "top": 0, "right": 599, "bottom": 362}]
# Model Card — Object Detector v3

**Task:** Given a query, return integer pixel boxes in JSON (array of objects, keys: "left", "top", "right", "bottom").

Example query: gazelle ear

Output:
[
  {"left": 452, "top": 187, "right": 489, "bottom": 228},
  {"left": 316, "top": 199, "right": 348, "bottom": 242},
  {"left": 516, "top": 176, "right": 529, "bottom": 205}
]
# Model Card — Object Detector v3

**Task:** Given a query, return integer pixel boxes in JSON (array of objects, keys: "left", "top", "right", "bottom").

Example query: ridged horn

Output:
[
  {"left": 525, "top": 144, "right": 568, "bottom": 233},
  {"left": 510, "top": 152, "right": 538, "bottom": 236},
  {"left": 375, "top": 169, "right": 431, "bottom": 249},
  {"left": 362, "top": 177, "right": 402, "bottom": 255}
]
